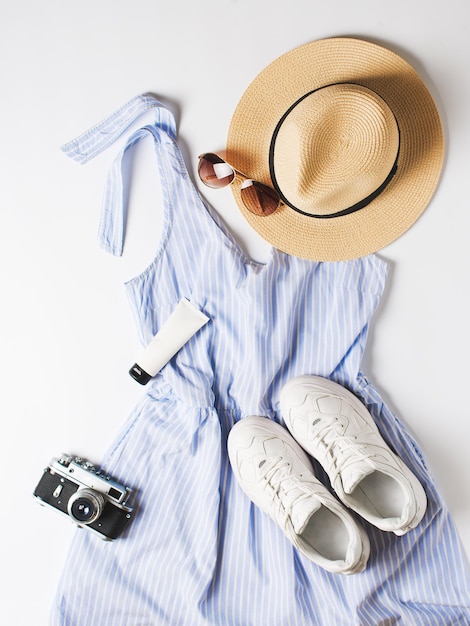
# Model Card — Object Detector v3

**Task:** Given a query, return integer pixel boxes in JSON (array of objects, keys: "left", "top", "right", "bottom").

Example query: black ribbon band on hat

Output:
[{"left": 268, "top": 83, "right": 400, "bottom": 219}]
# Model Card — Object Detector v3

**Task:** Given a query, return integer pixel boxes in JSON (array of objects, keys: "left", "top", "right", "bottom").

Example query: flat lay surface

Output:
[{"left": 1, "top": 1, "right": 470, "bottom": 624}]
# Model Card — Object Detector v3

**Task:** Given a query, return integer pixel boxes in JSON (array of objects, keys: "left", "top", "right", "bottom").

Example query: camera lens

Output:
[{"left": 68, "top": 489, "right": 105, "bottom": 524}]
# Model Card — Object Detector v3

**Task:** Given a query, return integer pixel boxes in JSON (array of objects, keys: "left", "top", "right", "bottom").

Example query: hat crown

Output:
[{"left": 271, "top": 84, "right": 400, "bottom": 216}]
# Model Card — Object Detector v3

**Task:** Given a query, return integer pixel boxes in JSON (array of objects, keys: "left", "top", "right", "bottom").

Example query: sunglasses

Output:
[{"left": 197, "top": 153, "right": 282, "bottom": 217}]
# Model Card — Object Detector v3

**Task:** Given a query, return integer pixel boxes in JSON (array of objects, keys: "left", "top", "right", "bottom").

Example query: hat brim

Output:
[{"left": 226, "top": 37, "right": 444, "bottom": 261}]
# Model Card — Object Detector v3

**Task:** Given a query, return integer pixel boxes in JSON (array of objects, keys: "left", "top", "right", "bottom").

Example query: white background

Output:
[{"left": 1, "top": 1, "right": 469, "bottom": 623}]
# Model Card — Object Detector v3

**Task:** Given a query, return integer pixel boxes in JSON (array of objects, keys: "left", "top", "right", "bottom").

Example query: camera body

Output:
[{"left": 33, "top": 454, "right": 134, "bottom": 540}]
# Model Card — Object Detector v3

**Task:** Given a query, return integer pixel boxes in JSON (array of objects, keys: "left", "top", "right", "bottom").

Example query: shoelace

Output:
[
  {"left": 259, "top": 457, "right": 309, "bottom": 527},
  {"left": 311, "top": 416, "right": 375, "bottom": 484}
]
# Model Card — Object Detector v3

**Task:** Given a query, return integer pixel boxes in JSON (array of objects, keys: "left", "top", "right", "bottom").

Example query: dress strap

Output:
[{"left": 61, "top": 94, "right": 177, "bottom": 256}]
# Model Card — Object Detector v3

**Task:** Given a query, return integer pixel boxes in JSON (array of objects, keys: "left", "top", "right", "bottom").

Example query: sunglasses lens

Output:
[
  {"left": 198, "top": 154, "right": 235, "bottom": 189},
  {"left": 240, "top": 180, "right": 280, "bottom": 216}
]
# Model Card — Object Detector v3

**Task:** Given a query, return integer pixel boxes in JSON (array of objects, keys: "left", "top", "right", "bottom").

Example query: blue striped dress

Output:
[{"left": 52, "top": 94, "right": 470, "bottom": 626}]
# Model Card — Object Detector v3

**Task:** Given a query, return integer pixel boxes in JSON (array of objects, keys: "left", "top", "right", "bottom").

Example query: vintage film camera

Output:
[{"left": 33, "top": 454, "right": 134, "bottom": 540}]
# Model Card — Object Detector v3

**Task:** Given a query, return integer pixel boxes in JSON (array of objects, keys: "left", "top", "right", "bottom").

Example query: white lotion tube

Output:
[{"left": 129, "top": 298, "right": 209, "bottom": 385}]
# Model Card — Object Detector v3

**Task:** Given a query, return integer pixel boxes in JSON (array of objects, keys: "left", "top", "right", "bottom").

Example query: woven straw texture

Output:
[{"left": 226, "top": 37, "right": 444, "bottom": 261}]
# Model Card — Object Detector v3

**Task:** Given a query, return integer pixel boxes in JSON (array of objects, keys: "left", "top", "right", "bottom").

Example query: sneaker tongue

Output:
[
  {"left": 341, "top": 461, "right": 375, "bottom": 494},
  {"left": 291, "top": 496, "right": 322, "bottom": 534}
]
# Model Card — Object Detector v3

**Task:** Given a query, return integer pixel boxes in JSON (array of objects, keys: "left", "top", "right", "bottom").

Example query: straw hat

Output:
[{"left": 226, "top": 37, "right": 444, "bottom": 261}]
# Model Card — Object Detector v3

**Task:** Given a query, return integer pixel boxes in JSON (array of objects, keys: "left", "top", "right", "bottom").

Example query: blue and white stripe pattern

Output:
[{"left": 53, "top": 94, "right": 470, "bottom": 625}]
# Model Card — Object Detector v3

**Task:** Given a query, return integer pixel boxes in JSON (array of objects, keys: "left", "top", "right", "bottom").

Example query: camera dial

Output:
[{"left": 68, "top": 488, "right": 105, "bottom": 524}]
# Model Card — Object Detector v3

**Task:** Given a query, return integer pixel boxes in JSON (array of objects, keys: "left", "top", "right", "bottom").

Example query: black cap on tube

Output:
[{"left": 129, "top": 364, "right": 152, "bottom": 385}]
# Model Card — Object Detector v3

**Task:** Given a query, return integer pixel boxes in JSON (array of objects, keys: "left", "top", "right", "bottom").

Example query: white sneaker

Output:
[
  {"left": 227, "top": 415, "right": 370, "bottom": 574},
  {"left": 280, "top": 376, "right": 427, "bottom": 535}
]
